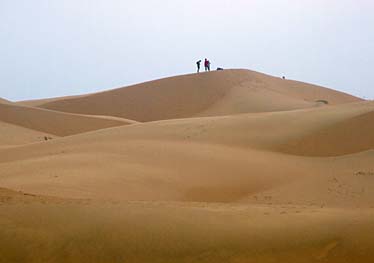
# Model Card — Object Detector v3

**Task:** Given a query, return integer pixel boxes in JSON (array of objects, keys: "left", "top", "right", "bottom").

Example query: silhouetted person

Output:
[
  {"left": 196, "top": 60, "right": 201, "bottom": 73},
  {"left": 204, "top": 58, "right": 211, "bottom": 71},
  {"left": 282, "top": 76, "right": 286, "bottom": 80}
]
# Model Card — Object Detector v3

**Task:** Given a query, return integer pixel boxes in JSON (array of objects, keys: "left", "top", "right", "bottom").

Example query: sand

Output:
[
  {"left": 1, "top": 69, "right": 373, "bottom": 262},
  {"left": 0, "top": 98, "right": 11, "bottom": 104},
  {"left": 0, "top": 120, "right": 58, "bottom": 147},
  {"left": 0, "top": 101, "right": 136, "bottom": 137},
  {"left": 21, "top": 69, "right": 361, "bottom": 121}
]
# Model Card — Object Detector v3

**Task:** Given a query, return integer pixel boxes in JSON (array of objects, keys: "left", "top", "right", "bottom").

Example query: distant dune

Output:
[
  {"left": 18, "top": 94, "right": 84, "bottom": 107},
  {"left": 1, "top": 70, "right": 373, "bottom": 262},
  {"left": 0, "top": 101, "right": 136, "bottom": 137},
  {"left": 22, "top": 69, "right": 361, "bottom": 121},
  {"left": 0, "top": 97, "right": 11, "bottom": 104}
]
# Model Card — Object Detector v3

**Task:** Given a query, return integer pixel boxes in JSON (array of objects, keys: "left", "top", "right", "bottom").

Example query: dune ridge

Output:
[
  {"left": 0, "top": 101, "right": 136, "bottom": 137},
  {"left": 0, "top": 97, "right": 11, "bottom": 104},
  {"left": 18, "top": 94, "right": 85, "bottom": 107},
  {"left": 27, "top": 69, "right": 361, "bottom": 121},
  {"left": 1, "top": 101, "right": 373, "bottom": 202}
]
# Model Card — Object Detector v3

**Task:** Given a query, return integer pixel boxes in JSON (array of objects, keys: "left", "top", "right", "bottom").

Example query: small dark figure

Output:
[
  {"left": 282, "top": 76, "right": 286, "bottom": 80},
  {"left": 217, "top": 67, "right": 224, "bottom": 71},
  {"left": 204, "top": 58, "right": 211, "bottom": 71},
  {"left": 196, "top": 60, "right": 201, "bottom": 73}
]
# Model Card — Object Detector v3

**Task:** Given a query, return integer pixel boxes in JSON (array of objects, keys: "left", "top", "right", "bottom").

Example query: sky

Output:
[{"left": 0, "top": 0, "right": 373, "bottom": 101}]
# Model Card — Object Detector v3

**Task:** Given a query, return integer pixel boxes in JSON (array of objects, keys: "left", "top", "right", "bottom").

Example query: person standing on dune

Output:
[
  {"left": 196, "top": 60, "right": 201, "bottom": 73},
  {"left": 204, "top": 58, "right": 211, "bottom": 72}
]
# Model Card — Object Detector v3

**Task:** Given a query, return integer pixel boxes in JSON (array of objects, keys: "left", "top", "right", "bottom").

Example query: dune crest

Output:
[
  {"left": 25, "top": 69, "right": 361, "bottom": 121},
  {"left": 0, "top": 101, "right": 136, "bottom": 137},
  {"left": 0, "top": 97, "right": 11, "bottom": 104}
]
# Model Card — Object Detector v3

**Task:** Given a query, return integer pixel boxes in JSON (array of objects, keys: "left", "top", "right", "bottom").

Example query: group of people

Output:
[{"left": 196, "top": 58, "right": 211, "bottom": 73}]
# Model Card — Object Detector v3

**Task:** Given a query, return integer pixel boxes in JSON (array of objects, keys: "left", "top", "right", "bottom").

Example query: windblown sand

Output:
[{"left": 1, "top": 69, "right": 373, "bottom": 263}]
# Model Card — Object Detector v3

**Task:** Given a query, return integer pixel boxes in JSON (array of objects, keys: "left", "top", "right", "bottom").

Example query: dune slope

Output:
[
  {"left": 0, "top": 97, "right": 11, "bottom": 104},
  {"left": 1, "top": 101, "right": 373, "bottom": 203},
  {"left": 279, "top": 109, "right": 374, "bottom": 156},
  {"left": 0, "top": 101, "right": 136, "bottom": 136},
  {"left": 0, "top": 121, "right": 57, "bottom": 147},
  {"left": 1, "top": 199, "right": 374, "bottom": 263},
  {"left": 33, "top": 70, "right": 361, "bottom": 121},
  {"left": 18, "top": 94, "right": 84, "bottom": 107}
]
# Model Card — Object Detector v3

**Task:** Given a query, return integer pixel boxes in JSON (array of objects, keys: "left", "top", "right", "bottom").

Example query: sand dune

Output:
[
  {"left": 0, "top": 97, "right": 11, "bottom": 104},
  {"left": 27, "top": 70, "right": 361, "bottom": 121},
  {"left": 0, "top": 101, "right": 136, "bottom": 137},
  {"left": 1, "top": 101, "right": 373, "bottom": 203},
  {"left": 0, "top": 120, "right": 57, "bottom": 147},
  {"left": 279, "top": 108, "right": 374, "bottom": 156},
  {"left": 18, "top": 94, "right": 84, "bottom": 107},
  {"left": 1, "top": 71, "right": 373, "bottom": 262}
]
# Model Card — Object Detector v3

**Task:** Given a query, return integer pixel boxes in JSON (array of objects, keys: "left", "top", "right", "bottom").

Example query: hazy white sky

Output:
[{"left": 1, "top": 0, "right": 373, "bottom": 101}]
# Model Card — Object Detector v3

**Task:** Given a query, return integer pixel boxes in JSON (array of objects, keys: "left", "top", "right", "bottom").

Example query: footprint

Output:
[{"left": 315, "top": 241, "right": 339, "bottom": 260}]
